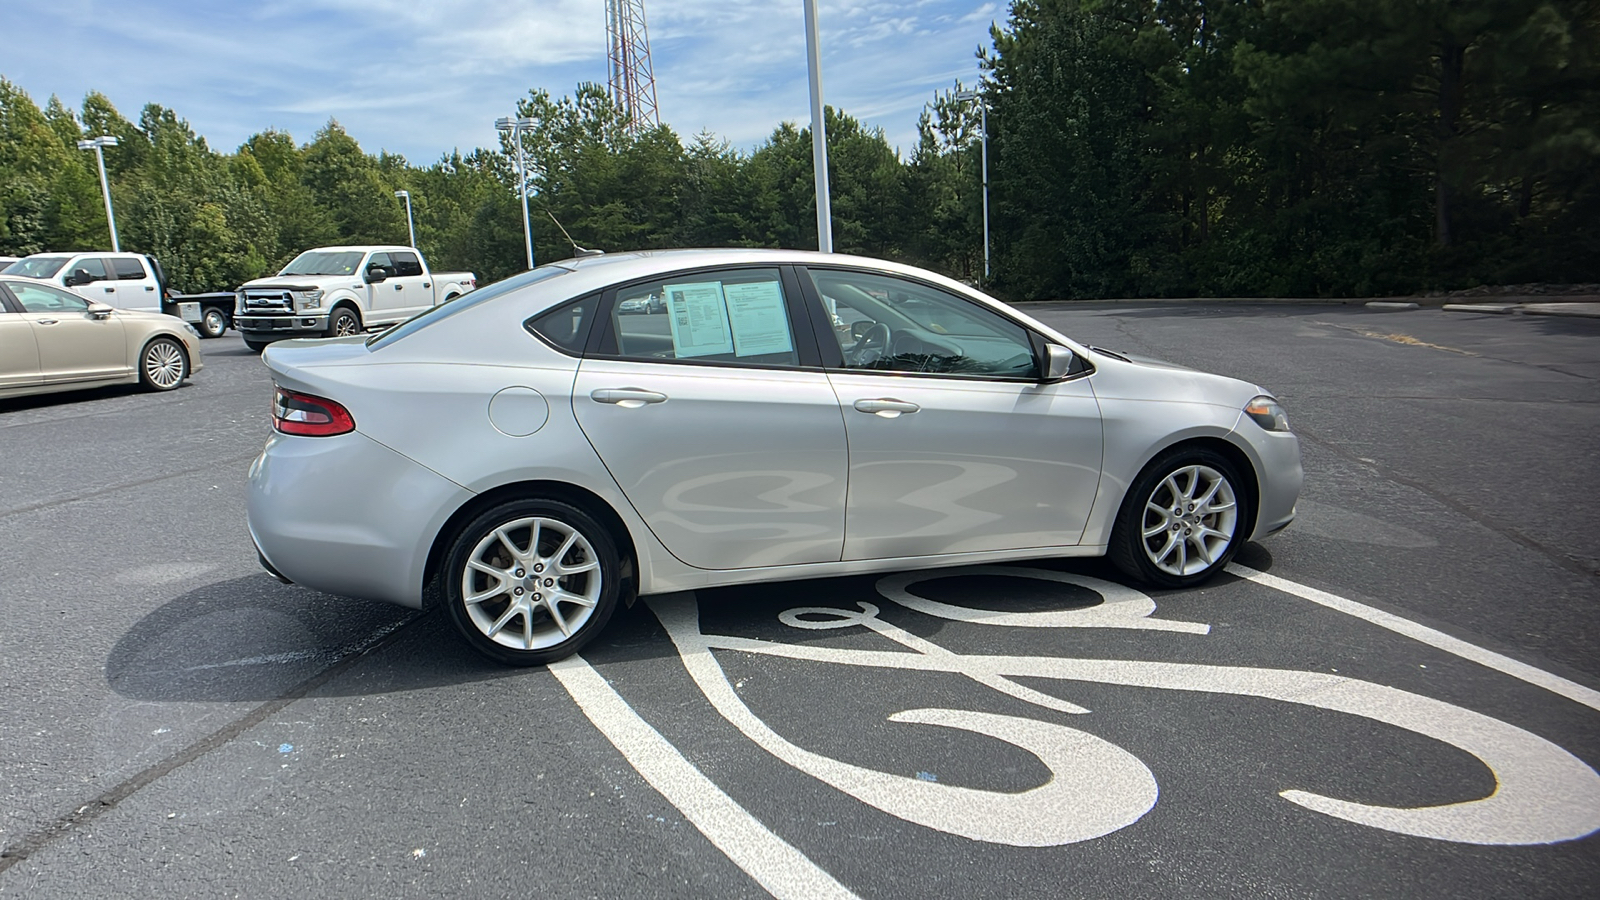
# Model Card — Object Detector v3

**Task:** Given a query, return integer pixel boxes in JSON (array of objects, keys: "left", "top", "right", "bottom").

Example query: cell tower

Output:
[{"left": 605, "top": 0, "right": 661, "bottom": 133}]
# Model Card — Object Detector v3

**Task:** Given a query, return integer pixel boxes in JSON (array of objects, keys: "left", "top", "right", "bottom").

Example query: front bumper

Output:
[
  {"left": 248, "top": 430, "right": 474, "bottom": 608},
  {"left": 1248, "top": 429, "right": 1302, "bottom": 540},
  {"left": 236, "top": 312, "right": 329, "bottom": 341}
]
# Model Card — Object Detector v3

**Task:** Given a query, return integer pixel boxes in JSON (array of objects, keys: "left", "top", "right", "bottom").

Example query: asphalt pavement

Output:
[{"left": 0, "top": 304, "right": 1596, "bottom": 898}]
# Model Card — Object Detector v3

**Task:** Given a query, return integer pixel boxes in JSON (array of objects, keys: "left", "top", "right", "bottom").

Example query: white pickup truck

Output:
[{"left": 234, "top": 245, "right": 476, "bottom": 351}]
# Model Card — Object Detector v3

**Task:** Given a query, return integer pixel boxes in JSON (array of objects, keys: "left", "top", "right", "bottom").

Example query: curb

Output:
[{"left": 1442, "top": 302, "right": 1600, "bottom": 319}]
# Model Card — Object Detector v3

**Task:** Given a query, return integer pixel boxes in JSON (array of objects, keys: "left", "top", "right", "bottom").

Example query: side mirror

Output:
[
  {"left": 850, "top": 319, "right": 875, "bottom": 341},
  {"left": 1042, "top": 343, "right": 1076, "bottom": 381},
  {"left": 65, "top": 269, "right": 92, "bottom": 287},
  {"left": 365, "top": 265, "right": 390, "bottom": 283},
  {"left": 86, "top": 301, "right": 114, "bottom": 319}
]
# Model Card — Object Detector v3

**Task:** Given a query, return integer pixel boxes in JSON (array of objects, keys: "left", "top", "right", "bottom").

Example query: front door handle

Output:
[
  {"left": 853, "top": 398, "right": 920, "bottom": 418},
  {"left": 591, "top": 387, "right": 668, "bottom": 408},
  {"left": 393, "top": 284, "right": 403, "bottom": 291},
  {"left": 35, "top": 318, "right": 59, "bottom": 325},
  {"left": 104, "top": 287, "right": 115, "bottom": 293}
]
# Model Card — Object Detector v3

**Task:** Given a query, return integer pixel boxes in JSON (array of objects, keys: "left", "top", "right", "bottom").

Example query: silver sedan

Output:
[{"left": 247, "top": 249, "right": 1300, "bottom": 665}]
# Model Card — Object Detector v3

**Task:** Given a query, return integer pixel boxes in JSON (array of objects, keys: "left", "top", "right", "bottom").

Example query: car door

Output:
[
  {"left": 800, "top": 266, "right": 1104, "bottom": 561},
  {"left": 61, "top": 256, "right": 117, "bottom": 304},
  {"left": 364, "top": 252, "right": 405, "bottom": 317},
  {"left": 8, "top": 281, "right": 128, "bottom": 382},
  {"left": 385, "top": 250, "right": 431, "bottom": 317},
  {"left": 571, "top": 266, "right": 849, "bottom": 570},
  {"left": 0, "top": 286, "right": 43, "bottom": 390},
  {"left": 110, "top": 257, "right": 160, "bottom": 312}
]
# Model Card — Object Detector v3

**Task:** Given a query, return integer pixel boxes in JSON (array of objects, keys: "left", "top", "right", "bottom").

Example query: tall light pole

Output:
[
  {"left": 495, "top": 116, "right": 538, "bottom": 269},
  {"left": 953, "top": 90, "right": 990, "bottom": 282},
  {"left": 394, "top": 190, "right": 416, "bottom": 248},
  {"left": 802, "top": 0, "right": 833, "bottom": 253},
  {"left": 77, "top": 135, "right": 121, "bottom": 252}
]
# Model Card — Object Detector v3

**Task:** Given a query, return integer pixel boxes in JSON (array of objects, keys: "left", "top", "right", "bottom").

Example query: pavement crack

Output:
[{"left": 0, "top": 612, "right": 425, "bottom": 874}]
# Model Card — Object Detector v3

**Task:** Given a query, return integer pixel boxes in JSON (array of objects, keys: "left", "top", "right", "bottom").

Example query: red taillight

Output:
[{"left": 272, "top": 387, "right": 355, "bottom": 436}]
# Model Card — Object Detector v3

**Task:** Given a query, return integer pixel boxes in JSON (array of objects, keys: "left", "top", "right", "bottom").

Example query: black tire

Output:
[
  {"left": 1109, "top": 446, "right": 1249, "bottom": 589},
  {"left": 198, "top": 306, "right": 228, "bottom": 338},
  {"left": 326, "top": 306, "right": 361, "bottom": 338},
  {"left": 442, "top": 498, "right": 621, "bottom": 666},
  {"left": 138, "top": 337, "right": 188, "bottom": 392},
  {"left": 244, "top": 339, "right": 270, "bottom": 353}
]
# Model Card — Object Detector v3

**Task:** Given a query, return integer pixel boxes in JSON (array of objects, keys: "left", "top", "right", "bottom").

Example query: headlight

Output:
[
  {"left": 1244, "top": 396, "right": 1291, "bottom": 432},
  {"left": 296, "top": 290, "right": 324, "bottom": 311},
  {"left": 183, "top": 323, "right": 201, "bottom": 338}
]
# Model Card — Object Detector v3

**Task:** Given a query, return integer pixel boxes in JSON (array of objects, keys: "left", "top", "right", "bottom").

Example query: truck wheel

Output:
[
  {"left": 244, "top": 339, "right": 270, "bottom": 353},
  {"left": 198, "top": 307, "right": 228, "bottom": 338},
  {"left": 139, "top": 337, "right": 188, "bottom": 392},
  {"left": 326, "top": 307, "right": 361, "bottom": 338}
]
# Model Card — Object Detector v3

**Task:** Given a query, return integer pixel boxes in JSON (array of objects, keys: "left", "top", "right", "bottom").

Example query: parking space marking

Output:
[
  {"left": 548, "top": 651, "right": 861, "bottom": 900},
  {"left": 1227, "top": 564, "right": 1600, "bottom": 712}
]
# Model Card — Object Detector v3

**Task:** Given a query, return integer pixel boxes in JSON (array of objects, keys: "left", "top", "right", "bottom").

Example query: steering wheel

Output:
[{"left": 847, "top": 322, "right": 891, "bottom": 367}]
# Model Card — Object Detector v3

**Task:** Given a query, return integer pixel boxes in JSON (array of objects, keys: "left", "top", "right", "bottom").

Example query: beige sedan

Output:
[{"left": 0, "top": 275, "right": 202, "bottom": 400}]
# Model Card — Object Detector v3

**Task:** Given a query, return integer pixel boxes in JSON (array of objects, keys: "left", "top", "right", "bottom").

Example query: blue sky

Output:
[{"left": 3, "top": 0, "right": 1002, "bottom": 162}]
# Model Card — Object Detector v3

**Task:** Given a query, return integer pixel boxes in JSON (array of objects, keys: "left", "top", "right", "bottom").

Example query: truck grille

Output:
[{"left": 244, "top": 291, "right": 293, "bottom": 309}]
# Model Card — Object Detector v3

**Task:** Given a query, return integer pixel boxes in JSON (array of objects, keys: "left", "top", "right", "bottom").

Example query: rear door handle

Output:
[
  {"left": 591, "top": 388, "right": 668, "bottom": 408},
  {"left": 853, "top": 398, "right": 920, "bottom": 417},
  {"left": 143, "top": 285, "right": 154, "bottom": 291}
]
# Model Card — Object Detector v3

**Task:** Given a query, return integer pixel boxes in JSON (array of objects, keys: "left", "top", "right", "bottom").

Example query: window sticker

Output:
[
  {"left": 723, "top": 281, "right": 793, "bottom": 357},
  {"left": 664, "top": 281, "right": 735, "bottom": 358}
]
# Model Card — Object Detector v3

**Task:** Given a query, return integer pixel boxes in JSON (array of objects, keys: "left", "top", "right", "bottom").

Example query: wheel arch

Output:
[{"left": 422, "top": 479, "right": 639, "bottom": 610}]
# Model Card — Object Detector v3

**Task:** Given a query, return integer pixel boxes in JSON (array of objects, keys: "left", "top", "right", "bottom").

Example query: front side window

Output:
[
  {"left": 805, "top": 269, "right": 1038, "bottom": 379},
  {"left": 10, "top": 282, "right": 91, "bottom": 313},
  {"left": 603, "top": 268, "right": 800, "bottom": 367},
  {"left": 72, "top": 258, "right": 109, "bottom": 282},
  {"left": 112, "top": 258, "right": 147, "bottom": 280},
  {"left": 366, "top": 252, "right": 392, "bottom": 274}
]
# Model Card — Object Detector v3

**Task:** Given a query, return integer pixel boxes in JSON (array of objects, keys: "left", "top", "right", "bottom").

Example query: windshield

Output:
[
  {"left": 367, "top": 265, "right": 572, "bottom": 350},
  {"left": 279, "top": 251, "right": 365, "bottom": 277},
  {"left": 2, "top": 257, "right": 68, "bottom": 278}
]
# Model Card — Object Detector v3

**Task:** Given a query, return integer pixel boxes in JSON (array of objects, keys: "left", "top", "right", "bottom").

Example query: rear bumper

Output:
[{"left": 248, "top": 430, "right": 474, "bottom": 608}]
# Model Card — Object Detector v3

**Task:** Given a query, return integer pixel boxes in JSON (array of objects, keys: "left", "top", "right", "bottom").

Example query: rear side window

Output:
[
  {"left": 526, "top": 294, "right": 599, "bottom": 355},
  {"left": 113, "top": 258, "right": 147, "bottom": 280},
  {"left": 390, "top": 251, "right": 424, "bottom": 277},
  {"left": 602, "top": 268, "right": 800, "bottom": 367}
]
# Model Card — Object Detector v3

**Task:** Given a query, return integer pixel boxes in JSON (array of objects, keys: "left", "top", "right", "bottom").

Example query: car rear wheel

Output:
[
  {"left": 244, "top": 339, "right": 269, "bottom": 353},
  {"left": 327, "top": 307, "right": 361, "bottom": 338},
  {"left": 1110, "top": 447, "right": 1246, "bottom": 588},
  {"left": 198, "top": 307, "right": 228, "bottom": 338},
  {"left": 442, "top": 498, "right": 621, "bottom": 666},
  {"left": 138, "top": 337, "right": 188, "bottom": 392}
]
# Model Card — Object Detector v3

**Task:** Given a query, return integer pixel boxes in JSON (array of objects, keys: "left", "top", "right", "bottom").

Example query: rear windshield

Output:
[
  {"left": 3, "top": 257, "right": 68, "bottom": 278},
  {"left": 367, "top": 265, "right": 572, "bottom": 350},
  {"left": 279, "top": 251, "right": 364, "bottom": 276}
]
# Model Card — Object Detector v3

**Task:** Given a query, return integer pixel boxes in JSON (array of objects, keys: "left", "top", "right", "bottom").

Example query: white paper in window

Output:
[
  {"left": 663, "top": 281, "right": 734, "bottom": 357},
  {"left": 723, "top": 281, "right": 793, "bottom": 357}
]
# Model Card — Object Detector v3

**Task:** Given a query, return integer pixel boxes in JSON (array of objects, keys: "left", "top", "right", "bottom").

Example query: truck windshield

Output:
[
  {"left": 279, "top": 251, "right": 364, "bottom": 276},
  {"left": 3, "top": 257, "right": 68, "bottom": 278}
]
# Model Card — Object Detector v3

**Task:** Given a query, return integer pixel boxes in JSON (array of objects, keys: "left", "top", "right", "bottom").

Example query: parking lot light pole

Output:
[
  {"left": 953, "top": 90, "right": 989, "bottom": 282},
  {"left": 394, "top": 190, "right": 416, "bottom": 247},
  {"left": 495, "top": 116, "right": 538, "bottom": 269},
  {"left": 77, "top": 135, "right": 121, "bottom": 252},
  {"left": 803, "top": 0, "right": 833, "bottom": 253}
]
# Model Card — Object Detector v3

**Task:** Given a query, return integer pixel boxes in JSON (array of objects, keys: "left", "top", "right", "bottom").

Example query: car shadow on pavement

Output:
[{"left": 103, "top": 575, "right": 518, "bottom": 702}]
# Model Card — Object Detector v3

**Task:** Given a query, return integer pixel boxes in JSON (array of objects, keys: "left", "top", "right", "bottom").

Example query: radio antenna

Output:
[{"left": 547, "top": 211, "right": 604, "bottom": 258}]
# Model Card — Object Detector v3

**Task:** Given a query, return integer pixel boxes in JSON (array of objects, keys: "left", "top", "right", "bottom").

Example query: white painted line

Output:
[
  {"left": 1227, "top": 563, "right": 1600, "bottom": 713},
  {"left": 548, "top": 653, "right": 860, "bottom": 900}
]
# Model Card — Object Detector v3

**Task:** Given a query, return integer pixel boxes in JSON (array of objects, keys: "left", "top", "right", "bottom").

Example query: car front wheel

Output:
[
  {"left": 1110, "top": 447, "right": 1247, "bottom": 588},
  {"left": 138, "top": 337, "right": 188, "bottom": 391},
  {"left": 441, "top": 498, "right": 621, "bottom": 666},
  {"left": 327, "top": 307, "right": 361, "bottom": 338}
]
